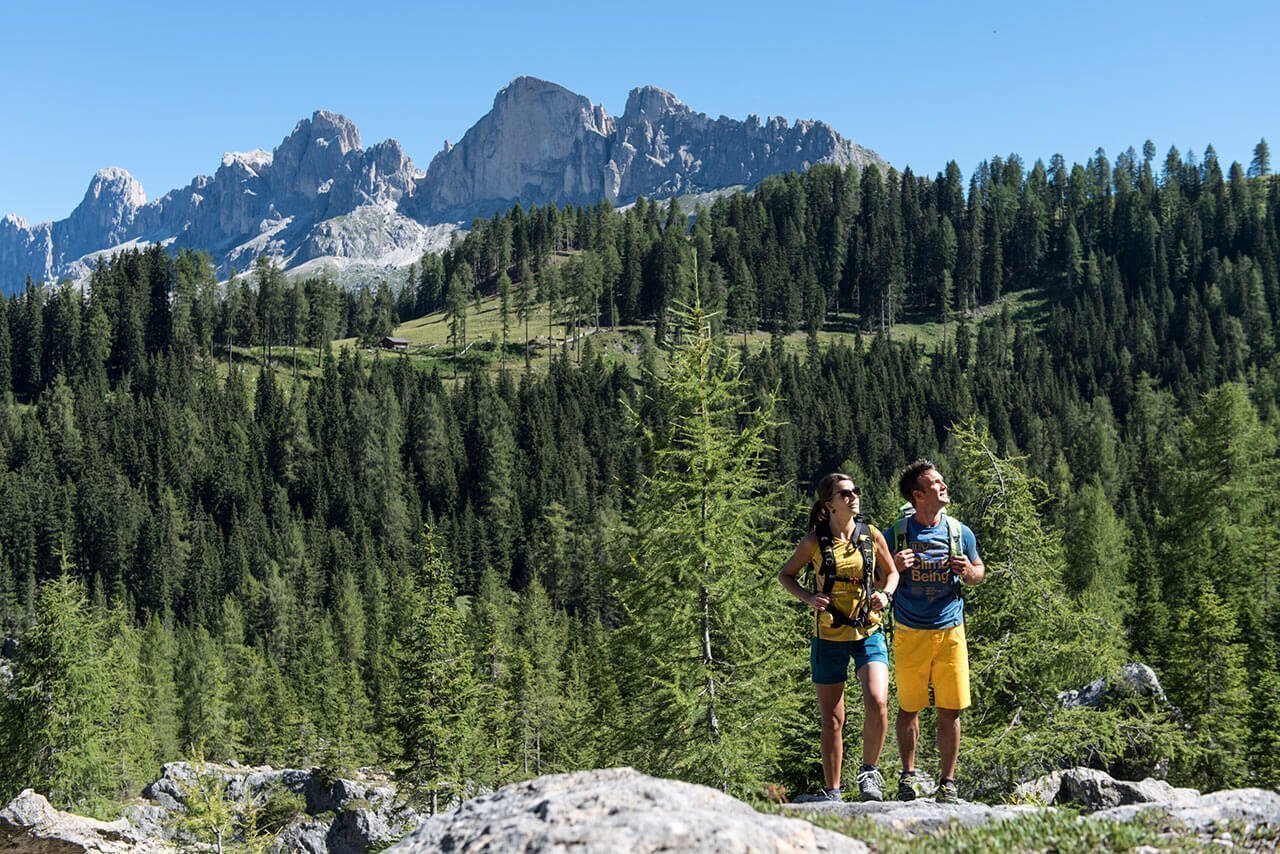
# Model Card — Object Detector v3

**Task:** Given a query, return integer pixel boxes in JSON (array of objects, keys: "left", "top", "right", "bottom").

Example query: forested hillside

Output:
[{"left": 0, "top": 139, "right": 1277, "bottom": 819}]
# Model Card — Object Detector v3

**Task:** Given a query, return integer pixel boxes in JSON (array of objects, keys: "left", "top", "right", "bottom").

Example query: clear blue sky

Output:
[{"left": 3, "top": 0, "right": 1276, "bottom": 225}]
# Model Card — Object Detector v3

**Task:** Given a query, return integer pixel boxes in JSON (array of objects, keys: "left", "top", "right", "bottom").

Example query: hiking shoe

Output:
[
  {"left": 897, "top": 769, "right": 931, "bottom": 801},
  {"left": 856, "top": 766, "right": 884, "bottom": 802},
  {"left": 822, "top": 787, "right": 843, "bottom": 802},
  {"left": 936, "top": 778, "right": 960, "bottom": 804}
]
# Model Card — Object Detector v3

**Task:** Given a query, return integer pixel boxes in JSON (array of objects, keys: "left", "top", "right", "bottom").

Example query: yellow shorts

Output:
[{"left": 893, "top": 623, "right": 970, "bottom": 712}]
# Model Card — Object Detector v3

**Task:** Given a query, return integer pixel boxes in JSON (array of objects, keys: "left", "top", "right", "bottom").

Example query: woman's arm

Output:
[{"left": 777, "top": 532, "right": 826, "bottom": 612}]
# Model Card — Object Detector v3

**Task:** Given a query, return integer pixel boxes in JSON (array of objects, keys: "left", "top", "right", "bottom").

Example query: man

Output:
[{"left": 890, "top": 459, "right": 984, "bottom": 804}]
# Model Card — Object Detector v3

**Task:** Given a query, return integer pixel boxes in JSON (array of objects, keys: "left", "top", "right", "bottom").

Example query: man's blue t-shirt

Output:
[{"left": 891, "top": 514, "right": 979, "bottom": 630}]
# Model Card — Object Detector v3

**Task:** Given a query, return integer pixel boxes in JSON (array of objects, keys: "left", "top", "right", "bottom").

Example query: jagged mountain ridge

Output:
[{"left": 1, "top": 77, "right": 886, "bottom": 292}]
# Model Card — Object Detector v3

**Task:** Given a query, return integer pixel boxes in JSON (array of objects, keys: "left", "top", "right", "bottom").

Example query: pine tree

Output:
[
  {"left": 0, "top": 572, "right": 114, "bottom": 810},
  {"left": 1164, "top": 384, "right": 1275, "bottom": 611},
  {"left": 1060, "top": 478, "right": 1132, "bottom": 661},
  {"left": 947, "top": 420, "right": 1123, "bottom": 792},
  {"left": 177, "top": 626, "right": 233, "bottom": 760},
  {"left": 1164, "top": 589, "right": 1250, "bottom": 789},
  {"left": 101, "top": 606, "right": 154, "bottom": 799},
  {"left": 393, "top": 528, "right": 477, "bottom": 813},
  {"left": 497, "top": 269, "right": 512, "bottom": 372},
  {"left": 1248, "top": 138, "right": 1271, "bottom": 178},
  {"left": 512, "top": 579, "right": 566, "bottom": 776},
  {"left": 612, "top": 301, "right": 799, "bottom": 794},
  {"left": 1246, "top": 639, "right": 1280, "bottom": 788},
  {"left": 445, "top": 270, "right": 469, "bottom": 377}
]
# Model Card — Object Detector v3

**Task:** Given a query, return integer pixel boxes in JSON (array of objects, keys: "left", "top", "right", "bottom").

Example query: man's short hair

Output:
[{"left": 898, "top": 458, "right": 937, "bottom": 502}]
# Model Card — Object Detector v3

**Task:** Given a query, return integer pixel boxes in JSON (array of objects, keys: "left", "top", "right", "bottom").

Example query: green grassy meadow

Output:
[{"left": 216, "top": 282, "right": 1051, "bottom": 389}]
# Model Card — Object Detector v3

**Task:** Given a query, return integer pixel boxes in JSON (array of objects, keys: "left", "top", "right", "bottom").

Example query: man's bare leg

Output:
[
  {"left": 896, "top": 708, "right": 919, "bottom": 770},
  {"left": 937, "top": 708, "right": 961, "bottom": 780}
]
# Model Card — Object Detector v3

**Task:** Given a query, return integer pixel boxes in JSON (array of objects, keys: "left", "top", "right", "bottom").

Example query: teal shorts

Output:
[{"left": 810, "top": 632, "right": 888, "bottom": 685}]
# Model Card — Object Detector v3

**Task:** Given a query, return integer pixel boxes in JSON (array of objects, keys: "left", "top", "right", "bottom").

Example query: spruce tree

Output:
[
  {"left": 177, "top": 626, "right": 233, "bottom": 760},
  {"left": 511, "top": 579, "right": 566, "bottom": 776}
]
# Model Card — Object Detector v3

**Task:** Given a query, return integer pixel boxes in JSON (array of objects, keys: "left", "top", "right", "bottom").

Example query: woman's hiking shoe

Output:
[
  {"left": 897, "top": 769, "right": 931, "bottom": 801},
  {"left": 856, "top": 765, "right": 884, "bottom": 802},
  {"left": 936, "top": 779, "right": 960, "bottom": 804},
  {"left": 822, "top": 787, "right": 843, "bottom": 802}
]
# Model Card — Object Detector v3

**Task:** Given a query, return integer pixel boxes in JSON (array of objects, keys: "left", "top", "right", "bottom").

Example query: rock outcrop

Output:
[
  {"left": 1058, "top": 662, "right": 1168, "bottom": 710},
  {"left": 1013, "top": 766, "right": 1200, "bottom": 809},
  {"left": 1, "top": 78, "right": 885, "bottom": 292},
  {"left": 1021, "top": 767, "right": 1280, "bottom": 843},
  {"left": 1092, "top": 786, "right": 1280, "bottom": 833},
  {"left": 390, "top": 767, "right": 861, "bottom": 853},
  {"left": 131, "top": 761, "right": 420, "bottom": 853},
  {"left": 786, "top": 766, "right": 1280, "bottom": 847},
  {"left": 0, "top": 788, "right": 171, "bottom": 852},
  {"left": 787, "top": 797, "right": 1045, "bottom": 836}
]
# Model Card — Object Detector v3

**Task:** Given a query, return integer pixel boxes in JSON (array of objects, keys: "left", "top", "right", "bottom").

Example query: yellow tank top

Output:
[{"left": 810, "top": 525, "right": 882, "bottom": 642}]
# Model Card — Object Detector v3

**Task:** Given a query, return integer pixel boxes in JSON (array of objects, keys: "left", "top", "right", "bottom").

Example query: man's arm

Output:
[
  {"left": 953, "top": 525, "right": 985, "bottom": 585},
  {"left": 870, "top": 527, "right": 899, "bottom": 611},
  {"left": 953, "top": 553, "right": 985, "bottom": 585}
]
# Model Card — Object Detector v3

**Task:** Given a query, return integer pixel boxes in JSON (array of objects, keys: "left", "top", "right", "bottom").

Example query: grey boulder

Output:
[
  {"left": 1059, "top": 662, "right": 1167, "bottom": 709},
  {"left": 272, "top": 818, "right": 330, "bottom": 854},
  {"left": 1093, "top": 787, "right": 1280, "bottom": 831},
  {"left": 390, "top": 767, "right": 862, "bottom": 853},
  {"left": 1015, "top": 767, "right": 1199, "bottom": 809}
]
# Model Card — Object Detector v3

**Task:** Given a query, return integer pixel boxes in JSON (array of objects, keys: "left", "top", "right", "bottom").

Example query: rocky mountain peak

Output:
[
  {"left": 269, "top": 109, "right": 368, "bottom": 207},
  {"left": 621, "top": 85, "right": 688, "bottom": 122},
  {"left": 64, "top": 167, "right": 147, "bottom": 250},
  {"left": 412, "top": 76, "right": 617, "bottom": 220},
  {"left": 220, "top": 149, "right": 273, "bottom": 173},
  {"left": 491, "top": 76, "right": 614, "bottom": 136},
  {"left": 298, "top": 110, "right": 362, "bottom": 154},
  {"left": 79, "top": 167, "right": 147, "bottom": 214}
]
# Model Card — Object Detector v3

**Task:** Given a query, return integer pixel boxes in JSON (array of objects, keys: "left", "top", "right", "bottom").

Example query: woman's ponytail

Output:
[{"left": 809, "top": 472, "right": 854, "bottom": 533}]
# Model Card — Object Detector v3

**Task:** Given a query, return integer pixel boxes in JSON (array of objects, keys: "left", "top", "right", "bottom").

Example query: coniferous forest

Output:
[{"left": 1, "top": 140, "right": 1278, "bottom": 820}]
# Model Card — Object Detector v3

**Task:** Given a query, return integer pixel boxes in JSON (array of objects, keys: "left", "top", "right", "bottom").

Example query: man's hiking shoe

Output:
[
  {"left": 856, "top": 766, "right": 884, "bottom": 802},
  {"left": 822, "top": 787, "right": 843, "bottom": 802},
  {"left": 936, "top": 778, "right": 960, "bottom": 804},
  {"left": 897, "top": 769, "right": 931, "bottom": 801}
]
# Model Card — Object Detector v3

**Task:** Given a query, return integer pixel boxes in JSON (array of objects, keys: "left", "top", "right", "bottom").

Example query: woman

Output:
[{"left": 778, "top": 473, "right": 898, "bottom": 802}]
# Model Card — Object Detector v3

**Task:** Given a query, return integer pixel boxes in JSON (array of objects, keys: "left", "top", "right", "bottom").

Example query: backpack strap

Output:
[
  {"left": 853, "top": 517, "right": 875, "bottom": 625},
  {"left": 943, "top": 514, "right": 963, "bottom": 557},
  {"left": 943, "top": 513, "right": 964, "bottom": 596},
  {"left": 890, "top": 516, "right": 909, "bottom": 553},
  {"left": 816, "top": 531, "right": 839, "bottom": 598}
]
